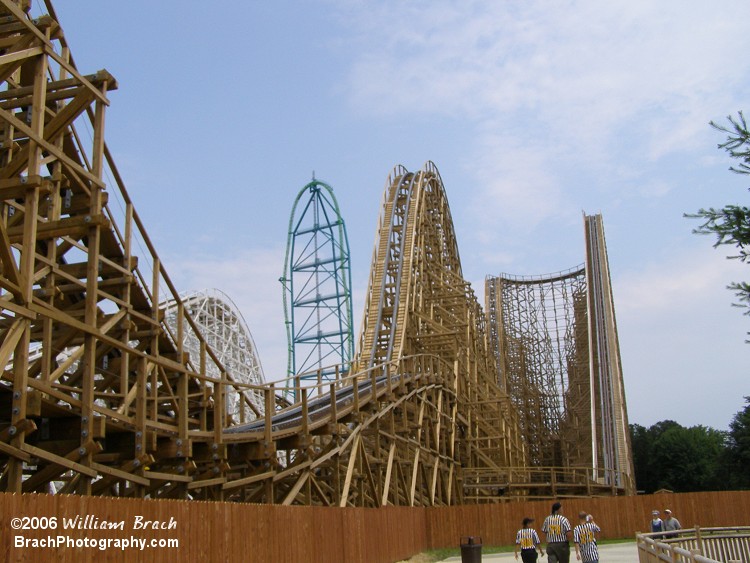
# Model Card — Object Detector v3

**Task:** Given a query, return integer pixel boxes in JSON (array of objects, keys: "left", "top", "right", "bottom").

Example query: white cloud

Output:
[
  {"left": 616, "top": 245, "right": 747, "bottom": 314},
  {"left": 636, "top": 179, "right": 673, "bottom": 199},
  {"left": 344, "top": 1, "right": 748, "bottom": 129},
  {"left": 338, "top": 0, "right": 750, "bottom": 264},
  {"left": 464, "top": 132, "right": 570, "bottom": 231}
]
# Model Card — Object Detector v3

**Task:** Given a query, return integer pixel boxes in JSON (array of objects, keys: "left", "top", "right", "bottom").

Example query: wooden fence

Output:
[
  {"left": 426, "top": 490, "right": 750, "bottom": 548},
  {"left": 1, "top": 491, "right": 748, "bottom": 562}
]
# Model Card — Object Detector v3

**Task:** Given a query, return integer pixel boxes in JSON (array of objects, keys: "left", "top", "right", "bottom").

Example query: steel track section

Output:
[{"left": 281, "top": 180, "right": 354, "bottom": 389}]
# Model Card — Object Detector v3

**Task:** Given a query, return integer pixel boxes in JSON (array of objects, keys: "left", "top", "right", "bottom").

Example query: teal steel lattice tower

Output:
[{"left": 281, "top": 179, "right": 354, "bottom": 389}]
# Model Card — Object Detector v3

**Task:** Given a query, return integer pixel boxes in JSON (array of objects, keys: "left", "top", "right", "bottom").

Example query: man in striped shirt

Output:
[
  {"left": 542, "top": 501, "right": 572, "bottom": 563},
  {"left": 573, "top": 511, "right": 601, "bottom": 563}
]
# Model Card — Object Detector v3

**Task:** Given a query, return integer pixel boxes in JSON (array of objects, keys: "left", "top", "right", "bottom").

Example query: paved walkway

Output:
[{"left": 440, "top": 541, "right": 638, "bottom": 562}]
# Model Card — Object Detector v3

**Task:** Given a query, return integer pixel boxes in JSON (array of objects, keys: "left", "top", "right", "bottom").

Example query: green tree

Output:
[
  {"left": 630, "top": 423, "right": 652, "bottom": 493},
  {"left": 650, "top": 425, "right": 726, "bottom": 492},
  {"left": 687, "top": 111, "right": 750, "bottom": 335},
  {"left": 630, "top": 420, "right": 682, "bottom": 493},
  {"left": 630, "top": 420, "right": 728, "bottom": 493},
  {"left": 723, "top": 396, "right": 750, "bottom": 489}
]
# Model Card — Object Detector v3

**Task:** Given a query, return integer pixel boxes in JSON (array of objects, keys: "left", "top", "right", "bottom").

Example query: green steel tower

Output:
[{"left": 281, "top": 179, "right": 354, "bottom": 391}]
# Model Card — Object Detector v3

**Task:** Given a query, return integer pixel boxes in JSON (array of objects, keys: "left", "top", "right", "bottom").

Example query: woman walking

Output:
[{"left": 515, "top": 517, "right": 545, "bottom": 562}]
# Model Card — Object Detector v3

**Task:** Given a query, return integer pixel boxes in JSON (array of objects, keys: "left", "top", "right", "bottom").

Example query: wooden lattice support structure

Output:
[
  {"left": 485, "top": 213, "right": 635, "bottom": 498},
  {"left": 0, "top": 0, "right": 260, "bottom": 501},
  {"left": 353, "top": 162, "right": 526, "bottom": 502}
]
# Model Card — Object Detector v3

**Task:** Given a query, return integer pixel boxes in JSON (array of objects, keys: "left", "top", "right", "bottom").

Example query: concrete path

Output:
[{"left": 440, "top": 541, "right": 638, "bottom": 562}]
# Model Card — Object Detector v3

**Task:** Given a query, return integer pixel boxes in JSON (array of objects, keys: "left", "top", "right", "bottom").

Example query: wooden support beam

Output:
[
  {"left": 381, "top": 442, "right": 396, "bottom": 506},
  {"left": 90, "top": 461, "right": 149, "bottom": 487},
  {"left": 6, "top": 213, "right": 110, "bottom": 243},
  {"left": 0, "top": 174, "right": 49, "bottom": 198},
  {"left": 222, "top": 470, "right": 275, "bottom": 491},
  {"left": 143, "top": 470, "right": 192, "bottom": 484},
  {"left": 187, "top": 476, "right": 225, "bottom": 491},
  {"left": 0, "top": 318, "right": 24, "bottom": 370},
  {"left": 0, "top": 72, "right": 112, "bottom": 108},
  {"left": 0, "top": 439, "right": 31, "bottom": 462},
  {"left": 281, "top": 471, "right": 309, "bottom": 505},
  {"left": 0, "top": 104, "right": 105, "bottom": 188},
  {"left": 0, "top": 45, "right": 42, "bottom": 66},
  {"left": 155, "top": 437, "right": 191, "bottom": 460},
  {"left": 339, "top": 433, "right": 360, "bottom": 507},
  {"left": 21, "top": 440, "right": 102, "bottom": 491}
]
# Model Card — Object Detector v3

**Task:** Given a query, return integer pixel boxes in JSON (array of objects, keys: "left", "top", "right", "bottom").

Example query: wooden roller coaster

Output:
[{"left": 0, "top": 0, "right": 633, "bottom": 506}]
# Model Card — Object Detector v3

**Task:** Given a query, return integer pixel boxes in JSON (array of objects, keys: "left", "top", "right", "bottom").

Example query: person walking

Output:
[
  {"left": 573, "top": 512, "right": 601, "bottom": 563},
  {"left": 663, "top": 509, "right": 681, "bottom": 539},
  {"left": 542, "top": 501, "right": 572, "bottom": 563},
  {"left": 515, "top": 517, "right": 545, "bottom": 562},
  {"left": 650, "top": 510, "right": 664, "bottom": 538}
]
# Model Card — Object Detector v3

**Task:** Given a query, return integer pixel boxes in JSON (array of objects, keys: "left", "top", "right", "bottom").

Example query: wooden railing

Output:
[
  {"left": 461, "top": 465, "right": 626, "bottom": 501},
  {"left": 637, "top": 527, "right": 750, "bottom": 563}
]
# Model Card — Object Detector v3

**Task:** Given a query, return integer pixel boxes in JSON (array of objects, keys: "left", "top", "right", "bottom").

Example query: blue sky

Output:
[{"left": 42, "top": 1, "right": 749, "bottom": 430}]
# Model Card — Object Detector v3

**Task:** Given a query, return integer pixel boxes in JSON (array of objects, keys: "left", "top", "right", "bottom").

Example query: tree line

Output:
[{"left": 630, "top": 397, "right": 750, "bottom": 493}]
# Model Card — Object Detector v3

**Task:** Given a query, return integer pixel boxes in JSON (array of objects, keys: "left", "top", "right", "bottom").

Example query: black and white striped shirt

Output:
[
  {"left": 542, "top": 513, "right": 571, "bottom": 543},
  {"left": 574, "top": 522, "right": 601, "bottom": 562},
  {"left": 515, "top": 528, "right": 541, "bottom": 550}
]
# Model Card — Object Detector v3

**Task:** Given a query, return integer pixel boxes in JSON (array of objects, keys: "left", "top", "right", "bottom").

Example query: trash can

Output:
[{"left": 459, "top": 536, "right": 482, "bottom": 563}]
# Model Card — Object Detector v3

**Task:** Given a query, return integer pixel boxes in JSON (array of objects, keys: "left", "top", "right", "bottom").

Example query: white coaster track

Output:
[{"left": 162, "top": 289, "right": 266, "bottom": 420}]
